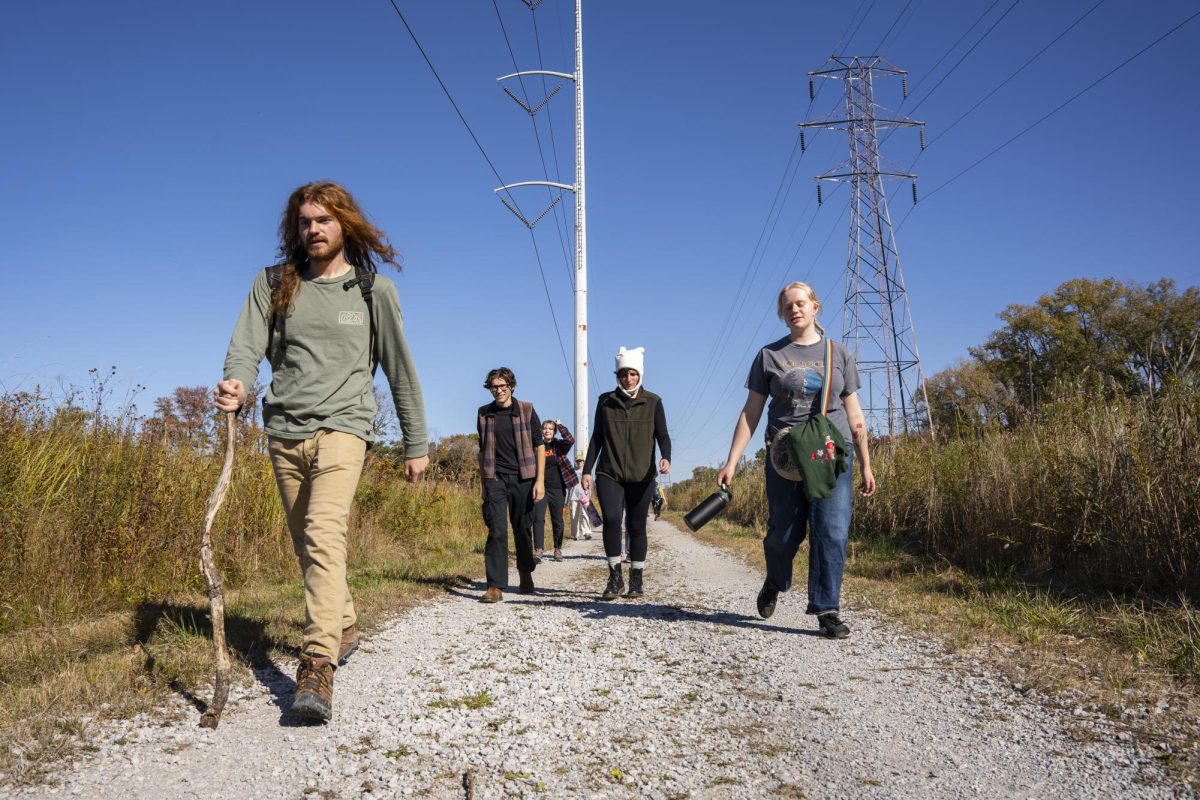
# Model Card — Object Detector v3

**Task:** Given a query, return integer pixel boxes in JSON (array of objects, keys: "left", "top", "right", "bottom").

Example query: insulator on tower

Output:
[{"left": 816, "top": 183, "right": 823, "bottom": 206}]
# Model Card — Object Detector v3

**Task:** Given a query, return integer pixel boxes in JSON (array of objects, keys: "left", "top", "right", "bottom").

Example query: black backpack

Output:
[{"left": 264, "top": 263, "right": 379, "bottom": 374}]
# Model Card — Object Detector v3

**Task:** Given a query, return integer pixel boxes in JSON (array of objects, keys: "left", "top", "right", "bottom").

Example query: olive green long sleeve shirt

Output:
[{"left": 223, "top": 268, "right": 428, "bottom": 457}]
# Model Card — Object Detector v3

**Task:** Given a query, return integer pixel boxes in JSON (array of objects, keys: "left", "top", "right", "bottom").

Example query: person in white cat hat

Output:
[{"left": 580, "top": 346, "right": 672, "bottom": 600}]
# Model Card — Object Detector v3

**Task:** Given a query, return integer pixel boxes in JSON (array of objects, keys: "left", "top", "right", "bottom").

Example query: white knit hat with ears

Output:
[{"left": 615, "top": 346, "right": 645, "bottom": 378}]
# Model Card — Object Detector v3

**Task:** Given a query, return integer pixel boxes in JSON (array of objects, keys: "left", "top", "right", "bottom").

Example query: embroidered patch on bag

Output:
[{"left": 338, "top": 311, "right": 365, "bottom": 326}]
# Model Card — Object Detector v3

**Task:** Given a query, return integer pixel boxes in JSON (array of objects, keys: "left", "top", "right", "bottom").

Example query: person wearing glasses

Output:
[
  {"left": 476, "top": 367, "right": 545, "bottom": 603},
  {"left": 581, "top": 346, "right": 671, "bottom": 600}
]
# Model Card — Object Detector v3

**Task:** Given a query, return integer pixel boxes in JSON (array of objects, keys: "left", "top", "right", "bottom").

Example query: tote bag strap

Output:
[{"left": 819, "top": 338, "right": 834, "bottom": 416}]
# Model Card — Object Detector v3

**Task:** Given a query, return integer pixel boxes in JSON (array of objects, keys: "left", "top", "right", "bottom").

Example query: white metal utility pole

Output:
[
  {"left": 494, "top": 0, "right": 590, "bottom": 460},
  {"left": 572, "top": 0, "right": 588, "bottom": 463}
]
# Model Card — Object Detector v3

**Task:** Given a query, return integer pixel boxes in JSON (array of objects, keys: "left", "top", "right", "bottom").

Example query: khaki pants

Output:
[
  {"left": 268, "top": 430, "right": 367, "bottom": 661},
  {"left": 570, "top": 497, "right": 593, "bottom": 540}
]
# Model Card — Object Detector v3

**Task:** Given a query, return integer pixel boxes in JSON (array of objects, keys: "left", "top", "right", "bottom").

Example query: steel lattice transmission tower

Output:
[{"left": 800, "top": 55, "right": 933, "bottom": 436}]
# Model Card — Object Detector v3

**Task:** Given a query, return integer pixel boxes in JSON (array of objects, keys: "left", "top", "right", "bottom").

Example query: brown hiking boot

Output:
[
  {"left": 518, "top": 570, "right": 535, "bottom": 594},
  {"left": 292, "top": 652, "right": 334, "bottom": 721},
  {"left": 480, "top": 587, "right": 503, "bottom": 603},
  {"left": 338, "top": 624, "right": 360, "bottom": 664}
]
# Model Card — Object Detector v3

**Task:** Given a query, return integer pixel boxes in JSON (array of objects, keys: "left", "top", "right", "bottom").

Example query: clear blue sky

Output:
[{"left": 2, "top": 1, "right": 1197, "bottom": 479}]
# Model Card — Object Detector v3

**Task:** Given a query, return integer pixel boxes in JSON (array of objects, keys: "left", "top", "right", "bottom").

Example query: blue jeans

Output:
[{"left": 763, "top": 450, "right": 854, "bottom": 615}]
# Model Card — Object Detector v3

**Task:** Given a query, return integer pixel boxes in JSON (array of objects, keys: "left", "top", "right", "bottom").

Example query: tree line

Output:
[{"left": 924, "top": 277, "right": 1199, "bottom": 435}]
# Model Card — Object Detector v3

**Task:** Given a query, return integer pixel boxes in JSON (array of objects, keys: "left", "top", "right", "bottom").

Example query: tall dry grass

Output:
[
  {"left": 0, "top": 390, "right": 484, "bottom": 635},
  {"left": 860, "top": 385, "right": 1200, "bottom": 599},
  {"left": 1, "top": 388, "right": 489, "bottom": 785},
  {"left": 670, "top": 385, "right": 1200, "bottom": 600}
]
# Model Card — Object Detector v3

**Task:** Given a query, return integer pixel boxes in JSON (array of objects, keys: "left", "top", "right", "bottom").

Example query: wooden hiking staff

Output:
[{"left": 199, "top": 411, "right": 236, "bottom": 729}]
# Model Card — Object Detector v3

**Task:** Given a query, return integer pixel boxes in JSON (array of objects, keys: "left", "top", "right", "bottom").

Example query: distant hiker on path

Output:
[
  {"left": 652, "top": 480, "right": 666, "bottom": 521},
  {"left": 569, "top": 457, "right": 597, "bottom": 542},
  {"left": 581, "top": 346, "right": 671, "bottom": 600},
  {"left": 533, "top": 419, "right": 577, "bottom": 562},
  {"left": 215, "top": 181, "right": 429, "bottom": 721},
  {"left": 716, "top": 281, "right": 875, "bottom": 639},
  {"left": 477, "top": 367, "right": 545, "bottom": 603}
]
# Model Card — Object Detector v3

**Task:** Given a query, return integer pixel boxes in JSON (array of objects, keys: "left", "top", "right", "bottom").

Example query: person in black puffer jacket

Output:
[{"left": 581, "top": 346, "right": 671, "bottom": 600}]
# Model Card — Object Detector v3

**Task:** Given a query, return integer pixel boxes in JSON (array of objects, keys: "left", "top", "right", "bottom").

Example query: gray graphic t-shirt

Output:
[{"left": 745, "top": 336, "right": 860, "bottom": 443}]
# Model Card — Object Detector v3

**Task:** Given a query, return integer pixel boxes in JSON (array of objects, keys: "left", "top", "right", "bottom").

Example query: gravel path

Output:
[{"left": 7, "top": 519, "right": 1177, "bottom": 799}]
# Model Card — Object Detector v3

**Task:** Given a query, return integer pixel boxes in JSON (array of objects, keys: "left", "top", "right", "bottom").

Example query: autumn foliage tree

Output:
[{"left": 923, "top": 277, "right": 1198, "bottom": 434}]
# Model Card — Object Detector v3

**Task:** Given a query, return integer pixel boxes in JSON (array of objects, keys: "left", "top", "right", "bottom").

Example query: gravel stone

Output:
[{"left": 2, "top": 519, "right": 1181, "bottom": 798}]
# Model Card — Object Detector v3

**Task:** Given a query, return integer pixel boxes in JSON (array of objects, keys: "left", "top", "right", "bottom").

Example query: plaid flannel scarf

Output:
[{"left": 547, "top": 423, "right": 579, "bottom": 489}]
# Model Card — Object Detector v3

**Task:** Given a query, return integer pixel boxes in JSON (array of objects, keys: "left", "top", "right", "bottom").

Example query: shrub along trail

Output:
[{"left": 12, "top": 520, "right": 1175, "bottom": 799}]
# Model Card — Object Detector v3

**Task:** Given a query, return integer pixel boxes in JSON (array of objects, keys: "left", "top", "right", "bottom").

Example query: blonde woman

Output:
[{"left": 716, "top": 282, "right": 875, "bottom": 638}]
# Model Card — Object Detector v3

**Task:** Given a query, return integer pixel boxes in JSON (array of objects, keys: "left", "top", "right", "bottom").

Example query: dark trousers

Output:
[
  {"left": 483, "top": 472, "right": 537, "bottom": 588},
  {"left": 533, "top": 470, "right": 566, "bottom": 550},
  {"left": 596, "top": 475, "right": 654, "bottom": 563}
]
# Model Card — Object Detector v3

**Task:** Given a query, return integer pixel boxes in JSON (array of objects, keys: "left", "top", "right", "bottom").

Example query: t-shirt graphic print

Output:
[
  {"left": 745, "top": 336, "right": 860, "bottom": 444},
  {"left": 778, "top": 361, "right": 824, "bottom": 416}
]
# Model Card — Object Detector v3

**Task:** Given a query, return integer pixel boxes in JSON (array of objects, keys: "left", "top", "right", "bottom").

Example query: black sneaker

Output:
[
  {"left": 756, "top": 581, "right": 779, "bottom": 619},
  {"left": 817, "top": 612, "right": 850, "bottom": 639}
]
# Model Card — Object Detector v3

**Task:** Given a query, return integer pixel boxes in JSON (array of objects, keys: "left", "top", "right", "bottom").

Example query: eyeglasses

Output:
[{"left": 485, "top": 383, "right": 511, "bottom": 392}]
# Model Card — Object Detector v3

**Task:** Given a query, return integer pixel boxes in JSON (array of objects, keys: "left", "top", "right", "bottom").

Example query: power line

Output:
[
  {"left": 384, "top": 0, "right": 574, "bottom": 390},
  {"left": 843, "top": 0, "right": 879, "bottom": 52},
  {"left": 902, "top": 0, "right": 1005, "bottom": 101},
  {"left": 879, "top": 0, "right": 924, "bottom": 54},
  {"left": 526, "top": 229, "right": 576, "bottom": 386},
  {"left": 836, "top": 0, "right": 872, "bottom": 52},
  {"left": 922, "top": 0, "right": 1110, "bottom": 154},
  {"left": 385, "top": 0, "right": 509, "bottom": 189},
  {"left": 676, "top": 0, "right": 877, "bottom": 437},
  {"left": 872, "top": 0, "right": 1024, "bottom": 159},
  {"left": 672, "top": 133, "right": 806, "bottom": 432},
  {"left": 495, "top": 0, "right": 601, "bottom": 398},
  {"left": 527, "top": 5, "right": 603, "bottom": 397},
  {"left": 677, "top": 193, "right": 851, "bottom": 458},
  {"left": 531, "top": 9, "right": 577, "bottom": 290},
  {"left": 904, "top": 0, "right": 1024, "bottom": 118},
  {"left": 872, "top": 0, "right": 916, "bottom": 54},
  {"left": 908, "top": 8, "right": 1200, "bottom": 215},
  {"left": 491, "top": 0, "right": 575, "bottom": 291}
]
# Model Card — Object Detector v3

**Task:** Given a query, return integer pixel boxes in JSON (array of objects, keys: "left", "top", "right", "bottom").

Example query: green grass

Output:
[{"left": 429, "top": 690, "right": 493, "bottom": 711}]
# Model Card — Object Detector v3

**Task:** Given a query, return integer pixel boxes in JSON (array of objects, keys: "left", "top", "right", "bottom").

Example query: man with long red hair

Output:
[{"left": 215, "top": 181, "right": 428, "bottom": 721}]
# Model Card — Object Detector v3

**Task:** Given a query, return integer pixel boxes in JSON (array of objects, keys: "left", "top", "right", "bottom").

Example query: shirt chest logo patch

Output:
[{"left": 338, "top": 311, "right": 365, "bottom": 326}]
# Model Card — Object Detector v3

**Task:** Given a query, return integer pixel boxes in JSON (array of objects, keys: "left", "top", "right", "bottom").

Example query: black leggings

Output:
[{"left": 595, "top": 475, "right": 655, "bottom": 563}]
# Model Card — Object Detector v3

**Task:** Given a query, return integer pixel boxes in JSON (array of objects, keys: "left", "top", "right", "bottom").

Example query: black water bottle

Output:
[{"left": 684, "top": 486, "right": 732, "bottom": 532}]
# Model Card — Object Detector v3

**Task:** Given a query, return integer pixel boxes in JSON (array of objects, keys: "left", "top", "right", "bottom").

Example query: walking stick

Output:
[{"left": 199, "top": 411, "right": 236, "bottom": 729}]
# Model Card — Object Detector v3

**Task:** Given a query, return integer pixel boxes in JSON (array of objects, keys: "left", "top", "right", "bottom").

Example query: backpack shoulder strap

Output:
[
  {"left": 343, "top": 265, "right": 378, "bottom": 375},
  {"left": 264, "top": 263, "right": 287, "bottom": 363},
  {"left": 265, "top": 263, "right": 285, "bottom": 291}
]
